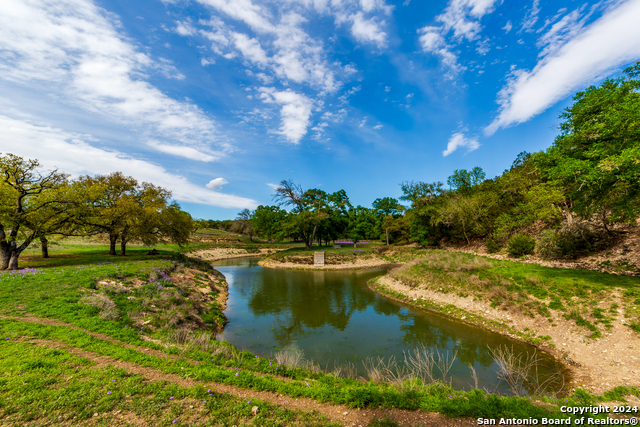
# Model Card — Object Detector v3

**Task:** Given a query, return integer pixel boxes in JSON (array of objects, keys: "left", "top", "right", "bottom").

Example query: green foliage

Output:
[
  {"left": 485, "top": 236, "right": 502, "bottom": 253},
  {"left": 537, "top": 62, "right": 640, "bottom": 229},
  {"left": 537, "top": 224, "right": 613, "bottom": 260},
  {"left": 250, "top": 205, "right": 288, "bottom": 241},
  {"left": 507, "top": 234, "right": 536, "bottom": 257},
  {"left": 446, "top": 167, "right": 486, "bottom": 193}
]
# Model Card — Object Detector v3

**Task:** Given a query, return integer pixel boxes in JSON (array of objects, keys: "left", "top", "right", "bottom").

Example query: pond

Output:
[{"left": 214, "top": 257, "right": 568, "bottom": 394}]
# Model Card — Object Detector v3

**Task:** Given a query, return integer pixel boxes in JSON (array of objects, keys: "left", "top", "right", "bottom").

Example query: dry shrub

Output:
[
  {"left": 331, "top": 360, "right": 357, "bottom": 380},
  {"left": 363, "top": 356, "right": 404, "bottom": 384},
  {"left": 363, "top": 346, "right": 457, "bottom": 388},
  {"left": 167, "top": 328, "right": 220, "bottom": 354},
  {"left": 275, "top": 348, "right": 305, "bottom": 368},
  {"left": 80, "top": 293, "right": 119, "bottom": 320},
  {"left": 488, "top": 345, "right": 564, "bottom": 396}
]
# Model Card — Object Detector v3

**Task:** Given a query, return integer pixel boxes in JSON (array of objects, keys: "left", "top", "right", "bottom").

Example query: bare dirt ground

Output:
[
  {"left": 374, "top": 275, "right": 640, "bottom": 396},
  {"left": 191, "top": 247, "right": 278, "bottom": 262},
  {"left": 5, "top": 316, "right": 475, "bottom": 427},
  {"left": 258, "top": 255, "right": 394, "bottom": 271}
]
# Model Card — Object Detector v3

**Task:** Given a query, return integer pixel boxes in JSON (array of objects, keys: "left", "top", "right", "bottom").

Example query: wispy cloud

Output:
[
  {"left": 0, "top": 115, "right": 256, "bottom": 208},
  {"left": 259, "top": 88, "right": 313, "bottom": 144},
  {"left": 193, "top": 1, "right": 344, "bottom": 93},
  {"left": 520, "top": 0, "right": 540, "bottom": 33},
  {"left": 0, "top": 0, "right": 222, "bottom": 152},
  {"left": 418, "top": 0, "right": 499, "bottom": 74},
  {"left": 147, "top": 141, "right": 221, "bottom": 162},
  {"left": 486, "top": 0, "right": 640, "bottom": 135},
  {"left": 442, "top": 132, "right": 480, "bottom": 156}
]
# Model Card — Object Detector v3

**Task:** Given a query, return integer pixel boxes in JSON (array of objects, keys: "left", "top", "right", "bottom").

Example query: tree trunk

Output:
[
  {"left": 109, "top": 233, "right": 117, "bottom": 255},
  {"left": 386, "top": 229, "right": 389, "bottom": 246},
  {"left": 40, "top": 236, "right": 49, "bottom": 258},
  {"left": 461, "top": 220, "right": 470, "bottom": 246},
  {"left": 8, "top": 252, "right": 20, "bottom": 270},
  {"left": 120, "top": 239, "right": 127, "bottom": 256},
  {"left": 310, "top": 224, "right": 318, "bottom": 247},
  {"left": 0, "top": 250, "right": 9, "bottom": 270}
]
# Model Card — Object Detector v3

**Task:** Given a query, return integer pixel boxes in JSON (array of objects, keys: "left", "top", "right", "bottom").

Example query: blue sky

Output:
[{"left": 1, "top": 0, "right": 640, "bottom": 219}]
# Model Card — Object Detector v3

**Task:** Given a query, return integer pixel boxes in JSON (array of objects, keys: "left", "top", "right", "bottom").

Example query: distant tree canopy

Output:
[
  {"left": 235, "top": 63, "right": 640, "bottom": 252},
  {"left": 0, "top": 154, "right": 194, "bottom": 270}
]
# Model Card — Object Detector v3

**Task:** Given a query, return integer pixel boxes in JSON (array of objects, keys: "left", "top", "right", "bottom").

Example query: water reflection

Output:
[{"left": 214, "top": 257, "right": 567, "bottom": 393}]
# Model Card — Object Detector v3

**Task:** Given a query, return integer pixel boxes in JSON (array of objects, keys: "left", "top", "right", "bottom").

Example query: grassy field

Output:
[
  {"left": 384, "top": 248, "right": 640, "bottom": 339},
  {"left": 1, "top": 236, "right": 639, "bottom": 426}
]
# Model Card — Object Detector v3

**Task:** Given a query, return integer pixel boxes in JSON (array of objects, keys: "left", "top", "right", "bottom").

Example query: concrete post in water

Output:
[{"left": 314, "top": 251, "right": 325, "bottom": 267}]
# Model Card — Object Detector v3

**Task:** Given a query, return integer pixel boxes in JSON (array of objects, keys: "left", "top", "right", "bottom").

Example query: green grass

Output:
[
  {"left": 2, "top": 242, "right": 639, "bottom": 425},
  {"left": 386, "top": 248, "right": 640, "bottom": 338},
  {"left": 0, "top": 340, "right": 339, "bottom": 426}
]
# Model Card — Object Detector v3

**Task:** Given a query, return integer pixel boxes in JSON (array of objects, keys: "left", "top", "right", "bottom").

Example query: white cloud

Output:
[
  {"left": 418, "top": 26, "right": 446, "bottom": 52},
  {"left": 418, "top": 27, "right": 462, "bottom": 76},
  {"left": 373, "top": 124, "right": 383, "bottom": 129},
  {"left": 175, "top": 20, "right": 197, "bottom": 36},
  {"left": 201, "top": 57, "right": 215, "bottom": 66},
  {"left": 384, "top": 86, "right": 391, "bottom": 92},
  {"left": 195, "top": 1, "right": 341, "bottom": 93},
  {"left": 502, "top": 21, "right": 512, "bottom": 33},
  {"left": 360, "top": 0, "right": 394, "bottom": 14},
  {"left": 437, "top": 0, "right": 499, "bottom": 41},
  {"left": 536, "top": 6, "right": 591, "bottom": 58},
  {"left": 0, "top": 0, "right": 220, "bottom": 150},
  {"left": 0, "top": 115, "right": 256, "bottom": 209},
  {"left": 350, "top": 12, "right": 387, "bottom": 47},
  {"left": 442, "top": 132, "right": 480, "bottom": 156},
  {"left": 266, "top": 182, "right": 279, "bottom": 190},
  {"left": 199, "top": 0, "right": 275, "bottom": 33},
  {"left": 258, "top": 88, "right": 313, "bottom": 144},
  {"left": 418, "top": 0, "right": 497, "bottom": 73},
  {"left": 206, "top": 177, "right": 229, "bottom": 190},
  {"left": 321, "top": 108, "right": 347, "bottom": 122},
  {"left": 520, "top": 0, "right": 540, "bottom": 33},
  {"left": 147, "top": 141, "right": 220, "bottom": 162},
  {"left": 486, "top": 0, "right": 640, "bottom": 135},
  {"left": 231, "top": 32, "right": 269, "bottom": 66}
]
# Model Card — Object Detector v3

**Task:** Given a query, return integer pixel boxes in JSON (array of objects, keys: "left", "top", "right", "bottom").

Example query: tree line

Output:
[
  {"left": 213, "top": 62, "right": 640, "bottom": 258},
  {"left": 0, "top": 155, "right": 194, "bottom": 270}
]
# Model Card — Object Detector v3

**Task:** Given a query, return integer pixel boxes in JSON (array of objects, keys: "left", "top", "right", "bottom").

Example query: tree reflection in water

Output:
[{"left": 215, "top": 257, "right": 567, "bottom": 393}]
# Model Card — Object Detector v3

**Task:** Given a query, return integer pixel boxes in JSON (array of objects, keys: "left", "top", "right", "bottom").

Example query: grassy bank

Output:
[
  {"left": 382, "top": 248, "right": 640, "bottom": 338},
  {"left": 1, "top": 240, "right": 639, "bottom": 425}
]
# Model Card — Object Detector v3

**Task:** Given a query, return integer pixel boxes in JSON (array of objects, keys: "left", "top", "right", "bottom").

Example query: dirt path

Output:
[
  {"left": 258, "top": 256, "right": 394, "bottom": 271},
  {"left": 190, "top": 248, "right": 276, "bottom": 262},
  {"left": 3, "top": 316, "right": 474, "bottom": 427},
  {"left": 373, "top": 276, "right": 640, "bottom": 396}
]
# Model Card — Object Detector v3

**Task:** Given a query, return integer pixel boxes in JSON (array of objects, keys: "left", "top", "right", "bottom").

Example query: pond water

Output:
[{"left": 214, "top": 257, "right": 568, "bottom": 393}]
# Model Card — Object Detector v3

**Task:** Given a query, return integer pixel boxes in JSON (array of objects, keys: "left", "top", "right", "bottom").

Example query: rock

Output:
[
  {"left": 343, "top": 412, "right": 348, "bottom": 416},
  {"left": 251, "top": 406, "right": 259, "bottom": 415}
]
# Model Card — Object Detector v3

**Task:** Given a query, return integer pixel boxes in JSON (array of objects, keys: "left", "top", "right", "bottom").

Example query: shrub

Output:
[
  {"left": 537, "top": 222, "right": 614, "bottom": 259},
  {"left": 507, "top": 234, "right": 536, "bottom": 257},
  {"left": 485, "top": 237, "right": 502, "bottom": 254}
]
